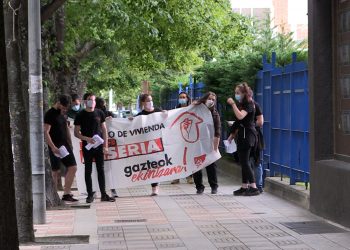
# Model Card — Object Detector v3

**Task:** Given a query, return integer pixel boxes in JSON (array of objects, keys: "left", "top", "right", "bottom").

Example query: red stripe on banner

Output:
[{"left": 183, "top": 146, "right": 187, "bottom": 165}]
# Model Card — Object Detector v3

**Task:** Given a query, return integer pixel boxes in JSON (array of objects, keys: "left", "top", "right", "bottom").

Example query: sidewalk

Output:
[{"left": 20, "top": 168, "right": 350, "bottom": 250}]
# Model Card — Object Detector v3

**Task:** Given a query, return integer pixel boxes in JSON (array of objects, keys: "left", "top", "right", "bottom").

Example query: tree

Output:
[
  {"left": 2, "top": 1, "right": 67, "bottom": 244},
  {"left": 42, "top": 0, "right": 248, "bottom": 102},
  {"left": 0, "top": 0, "right": 19, "bottom": 248},
  {"left": 4, "top": 0, "right": 34, "bottom": 242},
  {"left": 195, "top": 17, "right": 308, "bottom": 112}
]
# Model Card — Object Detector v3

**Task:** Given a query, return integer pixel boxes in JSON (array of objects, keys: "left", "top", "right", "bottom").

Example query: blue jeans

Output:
[{"left": 254, "top": 163, "right": 263, "bottom": 189}]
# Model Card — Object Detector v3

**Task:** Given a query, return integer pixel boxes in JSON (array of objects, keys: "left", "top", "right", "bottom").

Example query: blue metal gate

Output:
[{"left": 256, "top": 52, "right": 309, "bottom": 185}]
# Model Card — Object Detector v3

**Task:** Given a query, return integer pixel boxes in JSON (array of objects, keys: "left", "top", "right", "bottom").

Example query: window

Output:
[
  {"left": 340, "top": 76, "right": 350, "bottom": 99},
  {"left": 341, "top": 111, "right": 350, "bottom": 134}
]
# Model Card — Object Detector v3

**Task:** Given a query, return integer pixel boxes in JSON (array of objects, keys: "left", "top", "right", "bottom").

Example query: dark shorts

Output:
[{"left": 49, "top": 145, "right": 77, "bottom": 171}]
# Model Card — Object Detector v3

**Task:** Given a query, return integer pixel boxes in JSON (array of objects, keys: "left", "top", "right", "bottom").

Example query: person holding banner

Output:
[
  {"left": 96, "top": 96, "right": 118, "bottom": 198},
  {"left": 171, "top": 91, "right": 194, "bottom": 185},
  {"left": 135, "top": 93, "right": 163, "bottom": 196},
  {"left": 227, "top": 83, "right": 260, "bottom": 196},
  {"left": 74, "top": 93, "right": 116, "bottom": 203},
  {"left": 44, "top": 95, "right": 78, "bottom": 202},
  {"left": 193, "top": 92, "right": 220, "bottom": 194}
]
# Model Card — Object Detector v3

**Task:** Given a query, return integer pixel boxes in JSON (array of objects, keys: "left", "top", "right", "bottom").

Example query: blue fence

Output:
[{"left": 255, "top": 52, "right": 309, "bottom": 185}]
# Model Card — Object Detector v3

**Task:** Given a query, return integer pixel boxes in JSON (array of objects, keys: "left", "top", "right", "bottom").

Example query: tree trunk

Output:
[
  {"left": 50, "top": 6, "right": 86, "bottom": 98},
  {"left": 54, "top": 58, "right": 86, "bottom": 98},
  {"left": 4, "top": 0, "right": 34, "bottom": 243},
  {"left": 0, "top": 1, "right": 20, "bottom": 248}
]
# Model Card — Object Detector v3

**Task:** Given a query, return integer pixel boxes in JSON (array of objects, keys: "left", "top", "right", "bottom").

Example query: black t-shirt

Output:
[
  {"left": 230, "top": 101, "right": 257, "bottom": 149},
  {"left": 136, "top": 108, "right": 162, "bottom": 116},
  {"left": 254, "top": 101, "right": 263, "bottom": 129},
  {"left": 255, "top": 102, "right": 262, "bottom": 118},
  {"left": 74, "top": 109, "right": 106, "bottom": 141},
  {"left": 238, "top": 101, "right": 256, "bottom": 129},
  {"left": 44, "top": 107, "right": 68, "bottom": 147}
]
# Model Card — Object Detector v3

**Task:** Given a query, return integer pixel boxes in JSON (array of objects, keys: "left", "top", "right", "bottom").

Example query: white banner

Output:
[{"left": 71, "top": 104, "right": 221, "bottom": 193}]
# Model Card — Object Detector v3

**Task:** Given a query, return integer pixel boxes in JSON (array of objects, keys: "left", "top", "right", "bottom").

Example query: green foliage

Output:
[
  {"left": 61, "top": 0, "right": 250, "bottom": 105},
  {"left": 195, "top": 17, "right": 308, "bottom": 108}
]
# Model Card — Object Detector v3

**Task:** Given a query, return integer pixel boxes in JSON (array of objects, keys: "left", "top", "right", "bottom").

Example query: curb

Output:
[{"left": 217, "top": 156, "right": 310, "bottom": 210}]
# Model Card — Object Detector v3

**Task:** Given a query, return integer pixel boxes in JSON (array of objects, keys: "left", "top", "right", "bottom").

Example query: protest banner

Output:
[{"left": 71, "top": 104, "right": 221, "bottom": 193}]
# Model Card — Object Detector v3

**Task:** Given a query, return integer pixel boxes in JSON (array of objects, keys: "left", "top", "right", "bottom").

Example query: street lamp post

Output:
[{"left": 28, "top": 0, "right": 46, "bottom": 224}]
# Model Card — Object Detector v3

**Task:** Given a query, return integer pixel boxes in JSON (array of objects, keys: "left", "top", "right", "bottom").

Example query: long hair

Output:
[
  {"left": 195, "top": 91, "right": 217, "bottom": 106},
  {"left": 138, "top": 93, "right": 151, "bottom": 109},
  {"left": 235, "top": 82, "right": 253, "bottom": 104},
  {"left": 176, "top": 91, "right": 191, "bottom": 108}
]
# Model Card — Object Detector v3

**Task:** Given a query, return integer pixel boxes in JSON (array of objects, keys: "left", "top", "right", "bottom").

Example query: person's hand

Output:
[
  {"left": 103, "top": 147, "right": 110, "bottom": 155},
  {"left": 128, "top": 117, "right": 134, "bottom": 121},
  {"left": 86, "top": 137, "right": 95, "bottom": 144},
  {"left": 52, "top": 146, "right": 60, "bottom": 156},
  {"left": 227, "top": 98, "right": 235, "bottom": 106}
]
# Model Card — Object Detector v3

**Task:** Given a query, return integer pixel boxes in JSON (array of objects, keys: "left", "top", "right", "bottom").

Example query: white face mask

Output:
[
  {"left": 72, "top": 104, "right": 80, "bottom": 111},
  {"left": 144, "top": 101, "right": 153, "bottom": 110},
  {"left": 86, "top": 100, "right": 94, "bottom": 108},
  {"left": 205, "top": 99, "right": 214, "bottom": 108}
]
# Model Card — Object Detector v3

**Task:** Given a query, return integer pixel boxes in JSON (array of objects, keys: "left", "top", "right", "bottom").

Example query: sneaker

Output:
[
  {"left": 151, "top": 186, "right": 159, "bottom": 196},
  {"left": 233, "top": 187, "right": 248, "bottom": 196},
  {"left": 101, "top": 193, "right": 116, "bottom": 202},
  {"left": 111, "top": 189, "right": 119, "bottom": 198},
  {"left": 171, "top": 179, "right": 180, "bottom": 184},
  {"left": 62, "top": 194, "right": 78, "bottom": 202},
  {"left": 211, "top": 188, "right": 218, "bottom": 194},
  {"left": 244, "top": 187, "right": 260, "bottom": 196},
  {"left": 258, "top": 187, "right": 264, "bottom": 193},
  {"left": 186, "top": 176, "right": 194, "bottom": 184},
  {"left": 86, "top": 195, "right": 94, "bottom": 203},
  {"left": 196, "top": 188, "right": 204, "bottom": 194}
]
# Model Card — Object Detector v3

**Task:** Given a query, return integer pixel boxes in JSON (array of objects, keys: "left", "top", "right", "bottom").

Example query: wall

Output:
[{"left": 309, "top": 0, "right": 350, "bottom": 228}]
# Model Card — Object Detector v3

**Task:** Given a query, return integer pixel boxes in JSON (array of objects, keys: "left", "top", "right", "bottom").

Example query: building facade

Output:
[
  {"left": 231, "top": 0, "right": 308, "bottom": 40},
  {"left": 309, "top": 0, "right": 350, "bottom": 228}
]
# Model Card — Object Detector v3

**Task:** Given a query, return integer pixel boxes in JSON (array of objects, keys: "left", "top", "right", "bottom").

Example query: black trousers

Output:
[
  {"left": 193, "top": 162, "right": 218, "bottom": 190},
  {"left": 82, "top": 146, "right": 106, "bottom": 196},
  {"left": 238, "top": 147, "right": 255, "bottom": 184}
]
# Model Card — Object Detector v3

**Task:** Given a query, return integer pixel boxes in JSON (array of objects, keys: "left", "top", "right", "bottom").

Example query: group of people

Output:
[
  {"left": 44, "top": 93, "right": 116, "bottom": 203},
  {"left": 43, "top": 81, "right": 264, "bottom": 204}
]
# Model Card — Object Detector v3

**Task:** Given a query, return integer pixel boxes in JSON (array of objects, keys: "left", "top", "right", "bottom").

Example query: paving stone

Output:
[
  {"left": 217, "top": 246, "right": 250, "bottom": 250},
  {"left": 155, "top": 242, "right": 186, "bottom": 248},
  {"left": 22, "top": 172, "right": 350, "bottom": 250},
  {"left": 40, "top": 247, "right": 70, "bottom": 250}
]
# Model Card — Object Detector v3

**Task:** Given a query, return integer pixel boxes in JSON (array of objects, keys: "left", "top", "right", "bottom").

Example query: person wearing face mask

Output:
[
  {"left": 227, "top": 82, "right": 260, "bottom": 196},
  {"left": 67, "top": 94, "right": 83, "bottom": 120},
  {"left": 192, "top": 92, "right": 221, "bottom": 194},
  {"left": 171, "top": 92, "right": 194, "bottom": 185},
  {"left": 95, "top": 97, "right": 118, "bottom": 197},
  {"left": 74, "top": 93, "right": 116, "bottom": 203},
  {"left": 44, "top": 95, "right": 78, "bottom": 202},
  {"left": 134, "top": 93, "right": 163, "bottom": 195}
]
